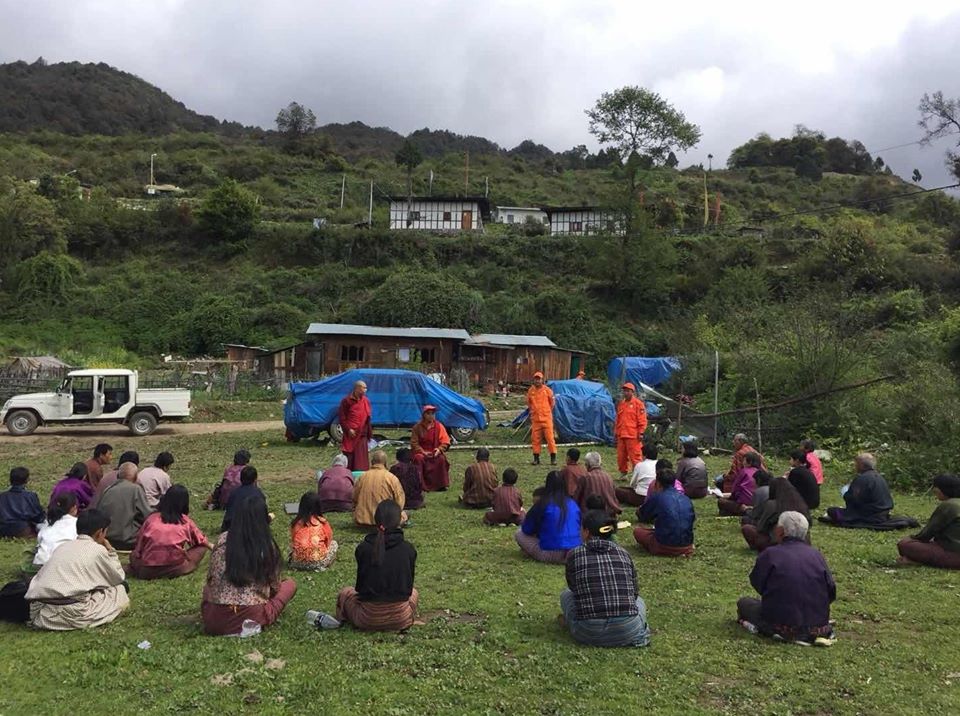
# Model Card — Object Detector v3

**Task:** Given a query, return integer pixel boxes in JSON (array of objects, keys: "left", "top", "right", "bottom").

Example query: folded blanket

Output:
[{"left": 818, "top": 514, "right": 919, "bottom": 531}]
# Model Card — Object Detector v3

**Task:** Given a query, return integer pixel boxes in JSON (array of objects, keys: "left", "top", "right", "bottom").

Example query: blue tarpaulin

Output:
[
  {"left": 606, "top": 356, "right": 682, "bottom": 390},
  {"left": 511, "top": 379, "right": 616, "bottom": 445},
  {"left": 284, "top": 369, "right": 488, "bottom": 439}
]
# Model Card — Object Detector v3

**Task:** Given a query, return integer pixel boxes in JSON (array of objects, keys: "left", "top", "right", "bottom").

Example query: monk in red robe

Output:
[
  {"left": 411, "top": 405, "right": 451, "bottom": 492},
  {"left": 338, "top": 380, "right": 372, "bottom": 471}
]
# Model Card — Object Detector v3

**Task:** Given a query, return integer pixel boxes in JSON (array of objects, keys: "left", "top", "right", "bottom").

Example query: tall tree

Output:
[
  {"left": 395, "top": 139, "right": 423, "bottom": 223},
  {"left": 586, "top": 86, "right": 701, "bottom": 174},
  {"left": 918, "top": 91, "right": 960, "bottom": 181},
  {"left": 275, "top": 101, "right": 317, "bottom": 138}
]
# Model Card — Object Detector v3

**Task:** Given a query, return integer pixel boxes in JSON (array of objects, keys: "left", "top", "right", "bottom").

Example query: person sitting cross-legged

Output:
[
  {"left": 483, "top": 468, "right": 525, "bottom": 526},
  {"left": 129, "top": 484, "right": 211, "bottom": 579},
  {"left": 353, "top": 450, "right": 407, "bottom": 528},
  {"left": 716, "top": 451, "right": 760, "bottom": 517},
  {"left": 633, "top": 468, "right": 696, "bottom": 557},
  {"left": 516, "top": 471, "right": 582, "bottom": 563},
  {"left": 742, "top": 477, "right": 810, "bottom": 552},
  {"left": 288, "top": 492, "right": 338, "bottom": 571},
  {"left": 822, "top": 453, "right": 895, "bottom": 528},
  {"left": 0, "top": 467, "right": 45, "bottom": 538},
  {"left": 615, "top": 443, "right": 658, "bottom": 508},
  {"left": 201, "top": 495, "right": 297, "bottom": 636},
  {"left": 897, "top": 474, "right": 960, "bottom": 569},
  {"left": 332, "top": 499, "right": 419, "bottom": 632},
  {"left": 25, "top": 508, "right": 130, "bottom": 631},
  {"left": 736, "top": 511, "right": 836, "bottom": 646},
  {"left": 390, "top": 448, "right": 424, "bottom": 510},
  {"left": 317, "top": 454, "right": 355, "bottom": 513},
  {"left": 460, "top": 448, "right": 499, "bottom": 509},
  {"left": 575, "top": 452, "right": 621, "bottom": 516},
  {"left": 94, "top": 461, "right": 152, "bottom": 551},
  {"left": 559, "top": 509, "right": 650, "bottom": 647}
]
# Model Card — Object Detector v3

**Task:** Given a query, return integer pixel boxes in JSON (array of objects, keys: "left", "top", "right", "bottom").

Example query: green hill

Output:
[{"left": 1, "top": 60, "right": 960, "bottom": 487}]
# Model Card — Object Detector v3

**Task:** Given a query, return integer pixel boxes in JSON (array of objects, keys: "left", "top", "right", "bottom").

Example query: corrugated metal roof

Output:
[
  {"left": 465, "top": 334, "right": 557, "bottom": 348},
  {"left": 306, "top": 323, "right": 471, "bottom": 340}
]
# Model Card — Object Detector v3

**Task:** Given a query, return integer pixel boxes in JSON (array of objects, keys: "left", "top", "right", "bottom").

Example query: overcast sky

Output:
[{"left": 2, "top": 0, "right": 960, "bottom": 186}]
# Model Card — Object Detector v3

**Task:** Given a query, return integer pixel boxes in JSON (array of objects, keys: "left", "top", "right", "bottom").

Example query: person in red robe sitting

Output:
[
  {"left": 338, "top": 380, "right": 372, "bottom": 472},
  {"left": 411, "top": 405, "right": 451, "bottom": 492}
]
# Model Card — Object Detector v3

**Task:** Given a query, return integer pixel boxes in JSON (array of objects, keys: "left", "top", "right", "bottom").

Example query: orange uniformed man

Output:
[
  {"left": 615, "top": 382, "right": 647, "bottom": 477},
  {"left": 526, "top": 371, "right": 556, "bottom": 465}
]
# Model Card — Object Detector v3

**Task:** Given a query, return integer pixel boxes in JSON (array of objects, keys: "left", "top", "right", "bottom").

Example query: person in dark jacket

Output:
[
  {"left": 676, "top": 441, "right": 708, "bottom": 499},
  {"left": 787, "top": 450, "right": 820, "bottom": 510},
  {"left": 221, "top": 466, "right": 267, "bottom": 532},
  {"left": 742, "top": 478, "right": 810, "bottom": 552},
  {"left": 560, "top": 509, "right": 650, "bottom": 647},
  {"left": 897, "top": 474, "right": 960, "bottom": 569},
  {"left": 737, "top": 511, "right": 836, "bottom": 645},
  {"left": 0, "top": 467, "right": 45, "bottom": 538},
  {"left": 390, "top": 448, "right": 424, "bottom": 510},
  {"left": 634, "top": 470, "right": 695, "bottom": 557},
  {"left": 823, "top": 454, "right": 894, "bottom": 527},
  {"left": 334, "top": 500, "right": 418, "bottom": 631}
]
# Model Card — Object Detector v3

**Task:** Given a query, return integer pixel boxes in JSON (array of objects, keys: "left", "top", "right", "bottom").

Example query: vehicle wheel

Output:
[
  {"left": 451, "top": 427, "right": 476, "bottom": 442},
  {"left": 6, "top": 410, "right": 38, "bottom": 436},
  {"left": 327, "top": 419, "right": 344, "bottom": 445},
  {"left": 128, "top": 411, "right": 158, "bottom": 436}
]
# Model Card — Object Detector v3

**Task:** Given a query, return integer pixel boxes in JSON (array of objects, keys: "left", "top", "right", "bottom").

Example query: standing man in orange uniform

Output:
[
  {"left": 527, "top": 371, "right": 557, "bottom": 466},
  {"left": 615, "top": 382, "right": 647, "bottom": 478}
]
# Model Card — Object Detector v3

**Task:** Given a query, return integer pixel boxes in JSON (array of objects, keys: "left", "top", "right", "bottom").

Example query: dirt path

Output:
[{"left": 0, "top": 420, "right": 285, "bottom": 443}]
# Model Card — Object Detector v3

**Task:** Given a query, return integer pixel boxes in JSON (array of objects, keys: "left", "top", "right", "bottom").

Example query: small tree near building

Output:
[{"left": 196, "top": 180, "right": 260, "bottom": 248}]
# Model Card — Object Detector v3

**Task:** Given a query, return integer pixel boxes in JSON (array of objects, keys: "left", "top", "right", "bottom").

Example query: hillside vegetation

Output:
[{"left": 2, "top": 61, "right": 960, "bottom": 486}]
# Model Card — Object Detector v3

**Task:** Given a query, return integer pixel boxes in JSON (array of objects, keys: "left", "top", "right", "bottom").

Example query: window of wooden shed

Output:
[{"left": 340, "top": 345, "right": 365, "bottom": 361}]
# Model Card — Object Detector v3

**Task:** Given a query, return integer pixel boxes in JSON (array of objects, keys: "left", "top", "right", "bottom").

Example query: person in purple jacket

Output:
[
  {"left": 49, "top": 462, "right": 95, "bottom": 512},
  {"left": 736, "top": 511, "right": 837, "bottom": 646}
]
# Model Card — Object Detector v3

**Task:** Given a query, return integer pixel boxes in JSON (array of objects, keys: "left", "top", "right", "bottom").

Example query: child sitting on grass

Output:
[
  {"left": 289, "top": 492, "right": 338, "bottom": 571},
  {"left": 484, "top": 468, "right": 525, "bottom": 526}
]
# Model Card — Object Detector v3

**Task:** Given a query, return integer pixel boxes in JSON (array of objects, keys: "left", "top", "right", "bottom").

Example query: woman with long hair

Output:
[
  {"left": 289, "top": 492, "right": 338, "bottom": 571},
  {"left": 515, "top": 471, "right": 582, "bottom": 563},
  {"left": 323, "top": 499, "right": 417, "bottom": 631},
  {"left": 742, "top": 477, "right": 811, "bottom": 552},
  {"left": 201, "top": 495, "right": 296, "bottom": 635},
  {"left": 130, "top": 484, "right": 211, "bottom": 579}
]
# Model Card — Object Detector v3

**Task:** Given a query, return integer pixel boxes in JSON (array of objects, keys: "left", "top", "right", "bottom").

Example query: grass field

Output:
[{"left": 0, "top": 427, "right": 958, "bottom": 715}]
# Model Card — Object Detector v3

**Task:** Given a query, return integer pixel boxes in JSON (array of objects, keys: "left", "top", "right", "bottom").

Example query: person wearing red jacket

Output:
[
  {"left": 338, "top": 381, "right": 372, "bottom": 471},
  {"left": 615, "top": 383, "right": 647, "bottom": 477}
]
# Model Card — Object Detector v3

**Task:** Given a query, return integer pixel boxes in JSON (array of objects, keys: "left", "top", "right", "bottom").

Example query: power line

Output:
[{"left": 871, "top": 130, "right": 960, "bottom": 154}]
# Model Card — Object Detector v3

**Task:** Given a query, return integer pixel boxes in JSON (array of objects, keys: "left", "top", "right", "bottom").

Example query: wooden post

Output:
[
  {"left": 368, "top": 181, "right": 373, "bottom": 226},
  {"left": 754, "top": 378, "right": 762, "bottom": 454},
  {"left": 464, "top": 151, "right": 469, "bottom": 193},
  {"left": 339, "top": 174, "right": 345, "bottom": 209},
  {"left": 713, "top": 350, "right": 719, "bottom": 446}
]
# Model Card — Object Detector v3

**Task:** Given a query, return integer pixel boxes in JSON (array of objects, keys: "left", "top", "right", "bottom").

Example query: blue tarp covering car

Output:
[
  {"left": 606, "top": 356, "right": 682, "bottom": 389},
  {"left": 284, "top": 369, "right": 488, "bottom": 440},
  {"left": 510, "top": 379, "right": 617, "bottom": 445}
]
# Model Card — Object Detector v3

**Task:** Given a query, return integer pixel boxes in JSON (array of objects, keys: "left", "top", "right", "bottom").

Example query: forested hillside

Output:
[{"left": 2, "top": 60, "right": 960, "bottom": 486}]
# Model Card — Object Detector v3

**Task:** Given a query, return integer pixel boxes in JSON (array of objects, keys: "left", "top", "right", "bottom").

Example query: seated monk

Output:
[
  {"left": 897, "top": 474, "right": 960, "bottom": 569},
  {"left": 411, "top": 405, "right": 450, "bottom": 492},
  {"left": 822, "top": 453, "right": 895, "bottom": 528},
  {"left": 736, "top": 512, "right": 836, "bottom": 646},
  {"left": 333, "top": 499, "right": 419, "bottom": 631},
  {"left": 25, "top": 509, "right": 130, "bottom": 631}
]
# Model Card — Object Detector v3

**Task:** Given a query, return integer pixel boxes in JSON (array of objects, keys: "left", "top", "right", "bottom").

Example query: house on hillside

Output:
[
  {"left": 460, "top": 334, "right": 588, "bottom": 386},
  {"left": 388, "top": 196, "right": 490, "bottom": 231},
  {"left": 495, "top": 206, "right": 548, "bottom": 226},
  {"left": 223, "top": 344, "right": 270, "bottom": 369},
  {"left": 144, "top": 183, "right": 184, "bottom": 197},
  {"left": 303, "top": 323, "right": 471, "bottom": 376},
  {"left": 543, "top": 206, "right": 624, "bottom": 236}
]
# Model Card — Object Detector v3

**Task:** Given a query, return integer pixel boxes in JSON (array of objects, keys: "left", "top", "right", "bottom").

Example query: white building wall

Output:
[
  {"left": 389, "top": 200, "right": 483, "bottom": 231},
  {"left": 549, "top": 210, "right": 623, "bottom": 236},
  {"left": 495, "top": 207, "right": 547, "bottom": 225}
]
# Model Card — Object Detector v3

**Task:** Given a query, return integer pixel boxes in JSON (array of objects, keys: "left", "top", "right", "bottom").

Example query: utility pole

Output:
[
  {"left": 707, "top": 153, "right": 713, "bottom": 172},
  {"left": 150, "top": 153, "right": 157, "bottom": 186},
  {"left": 339, "top": 174, "right": 345, "bottom": 209},
  {"left": 429, "top": 170, "right": 433, "bottom": 196},
  {"left": 464, "top": 151, "right": 469, "bottom": 193},
  {"left": 368, "top": 181, "right": 373, "bottom": 226},
  {"left": 484, "top": 176, "right": 489, "bottom": 198}
]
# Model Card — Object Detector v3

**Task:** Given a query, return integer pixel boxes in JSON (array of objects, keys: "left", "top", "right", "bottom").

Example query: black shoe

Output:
[
  {"left": 532, "top": 454, "right": 541, "bottom": 465},
  {"left": 550, "top": 454, "right": 557, "bottom": 466}
]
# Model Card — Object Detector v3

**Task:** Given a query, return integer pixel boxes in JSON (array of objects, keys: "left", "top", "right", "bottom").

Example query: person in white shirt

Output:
[
  {"left": 32, "top": 492, "right": 79, "bottom": 569},
  {"left": 137, "top": 451, "right": 175, "bottom": 509},
  {"left": 615, "top": 444, "right": 659, "bottom": 507}
]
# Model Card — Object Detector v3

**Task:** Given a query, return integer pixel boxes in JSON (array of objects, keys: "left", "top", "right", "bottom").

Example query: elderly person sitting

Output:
[
  {"left": 718, "top": 433, "right": 765, "bottom": 492},
  {"left": 353, "top": 450, "right": 407, "bottom": 528},
  {"left": 736, "top": 511, "right": 836, "bottom": 646},
  {"left": 822, "top": 453, "right": 895, "bottom": 528},
  {"left": 897, "top": 474, "right": 960, "bottom": 569},
  {"left": 574, "top": 452, "right": 621, "bottom": 516},
  {"left": 94, "top": 461, "right": 152, "bottom": 551},
  {"left": 318, "top": 454, "right": 355, "bottom": 513}
]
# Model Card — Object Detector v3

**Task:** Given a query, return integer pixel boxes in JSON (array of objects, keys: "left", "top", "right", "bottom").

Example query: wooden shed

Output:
[
  {"left": 459, "top": 334, "right": 587, "bottom": 386},
  {"left": 304, "top": 323, "right": 471, "bottom": 376}
]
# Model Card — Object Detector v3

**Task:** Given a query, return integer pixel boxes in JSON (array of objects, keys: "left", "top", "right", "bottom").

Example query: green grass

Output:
[{"left": 1, "top": 430, "right": 958, "bottom": 715}]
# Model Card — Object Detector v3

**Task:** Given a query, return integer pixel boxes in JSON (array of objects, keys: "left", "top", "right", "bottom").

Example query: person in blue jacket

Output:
[{"left": 515, "top": 471, "right": 581, "bottom": 564}]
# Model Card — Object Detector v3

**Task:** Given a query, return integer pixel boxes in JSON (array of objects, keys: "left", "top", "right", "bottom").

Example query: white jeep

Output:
[{"left": 0, "top": 369, "right": 191, "bottom": 436}]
